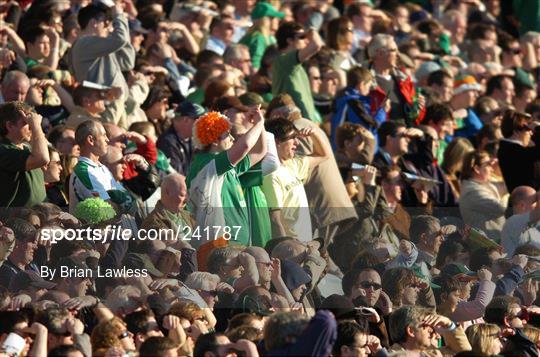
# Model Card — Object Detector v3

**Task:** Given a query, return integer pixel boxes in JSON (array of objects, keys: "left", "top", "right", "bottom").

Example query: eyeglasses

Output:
[
  {"left": 358, "top": 281, "right": 382, "bottom": 290},
  {"left": 118, "top": 331, "right": 130, "bottom": 339},
  {"left": 219, "top": 131, "right": 232, "bottom": 141}
]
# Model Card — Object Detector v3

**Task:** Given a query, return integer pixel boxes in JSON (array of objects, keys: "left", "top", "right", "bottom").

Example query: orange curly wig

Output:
[{"left": 193, "top": 111, "right": 231, "bottom": 148}]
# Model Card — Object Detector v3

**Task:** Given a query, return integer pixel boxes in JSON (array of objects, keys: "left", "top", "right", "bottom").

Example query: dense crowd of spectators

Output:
[{"left": 2, "top": 0, "right": 540, "bottom": 356}]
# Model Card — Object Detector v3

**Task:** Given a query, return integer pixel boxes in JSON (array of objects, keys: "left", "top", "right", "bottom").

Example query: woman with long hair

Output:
[
  {"left": 459, "top": 150, "right": 506, "bottom": 240},
  {"left": 441, "top": 137, "right": 474, "bottom": 198}
]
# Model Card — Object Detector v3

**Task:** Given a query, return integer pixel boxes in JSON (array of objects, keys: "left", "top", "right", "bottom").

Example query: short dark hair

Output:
[
  {"left": 139, "top": 336, "right": 177, "bottom": 357},
  {"left": 484, "top": 295, "right": 520, "bottom": 326},
  {"left": 342, "top": 269, "right": 362, "bottom": 297},
  {"left": 124, "top": 309, "right": 155, "bottom": 335},
  {"left": 22, "top": 27, "right": 47, "bottom": 45},
  {"left": 193, "top": 332, "right": 221, "bottom": 357},
  {"left": 75, "top": 120, "right": 101, "bottom": 146},
  {"left": 335, "top": 123, "right": 365, "bottom": 150},
  {"left": 486, "top": 75, "right": 512, "bottom": 96},
  {"left": 334, "top": 321, "right": 369, "bottom": 356},
  {"left": 265, "top": 117, "right": 299, "bottom": 142},
  {"left": 425, "top": 103, "right": 453, "bottom": 125},
  {"left": 77, "top": 4, "right": 108, "bottom": 30},
  {"left": 432, "top": 275, "right": 460, "bottom": 305},
  {"left": 377, "top": 121, "right": 405, "bottom": 147},
  {"left": 0, "top": 101, "right": 32, "bottom": 136},
  {"left": 427, "top": 70, "right": 452, "bottom": 87},
  {"left": 409, "top": 215, "right": 440, "bottom": 244},
  {"left": 276, "top": 22, "right": 303, "bottom": 50},
  {"left": 468, "top": 247, "right": 499, "bottom": 271}
]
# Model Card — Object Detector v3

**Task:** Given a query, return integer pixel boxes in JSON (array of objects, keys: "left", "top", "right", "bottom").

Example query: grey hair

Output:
[
  {"left": 223, "top": 44, "right": 249, "bottom": 64},
  {"left": 440, "top": 9, "right": 465, "bottom": 29},
  {"left": 75, "top": 119, "right": 101, "bottom": 146},
  {"left": 2, "top": 70, "right": 29, "bottom": 88},
  {"left": 206, "top": 246, "right": 242, "bottom": 274},
  {"left": 185, "top": 272, "right": 220, "bottom": 291},
  {"left": 388, "top": 306, "right": 430, "bottom": 344},
  {"left": 522, "top": 31, "right": 540, "bottom": 44},
  {"left": 105, "top": 285, "right": 142, "bottom": 314},
  {"left": 263, "top": 312, "right": 310, "bottom": 351},
  {"left": 367, "top": 33, "right": 395, "bottom": 59}
]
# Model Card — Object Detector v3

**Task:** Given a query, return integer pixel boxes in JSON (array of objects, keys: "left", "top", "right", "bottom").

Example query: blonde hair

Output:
[
  {"left": 524, "top": 326, "right": 540, "bottom": 345},
  {"left": 441, "top": 137, "right": 474, "bottom": 176},
  {"left": 465, "top": 323, "right": 501, "bottom": 357},
  {"left": 91, "top": 317, "right": 128, "bottom": 356}
]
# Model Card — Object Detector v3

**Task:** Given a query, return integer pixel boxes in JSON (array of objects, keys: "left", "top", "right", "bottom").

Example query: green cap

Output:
[
  {"left": 441, "top": 263, "right": 477, "bottom": 281},
  {"left": 251, "top": 2, "right": 284, "bottom": 20},
  {"left": 514, "top": 68, "right": 535, "bottom": 90}
]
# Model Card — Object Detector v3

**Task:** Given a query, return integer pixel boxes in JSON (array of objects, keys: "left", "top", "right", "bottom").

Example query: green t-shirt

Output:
[
  {"left": 272, "top": 50, "right": 321, "bottom": 123},
  {"left": 239, "top": 162, "right": 272, "bottom": 247},
  {"left": 187, "top": 151, "right": 251, "bottom": 247},
  {"left": 0, "top": 138, "right": 46, "bottom": 207},
  {"left": 239, "top": 31, "right": 276, "bottom": 71},
  {"left": 186, "top": 88, "right": 205, "bottom": 106}
]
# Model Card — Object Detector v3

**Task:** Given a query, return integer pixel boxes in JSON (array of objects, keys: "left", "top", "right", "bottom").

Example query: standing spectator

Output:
[
  {"left": 69, "top": 3, "right": 135, "bottom": 127},
  {"left": 262, "top": 117, "right": 330, "bottom": 241},
  {"left": 498, "top": 109, "right": 540, "bottom": 192},
  {"left": 187, "top": 109, "right": 266, "bottom": 247},
  {"left": 273, "top": 22, "right": 323, "bottom": 123},
  {"left": 459, "top": 150, "right": 507, "bottom": 240},
  {"left": 240, "top": 2, "right": 283, "bottom": 71},
  {"left": 0, "top": 102, "right": 48, "bottom": 207}
]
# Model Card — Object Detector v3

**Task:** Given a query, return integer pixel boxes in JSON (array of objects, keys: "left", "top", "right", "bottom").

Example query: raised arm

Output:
[
  {"left": 298, "top": 29, "right": 324, "bottom": 63},
  {"left": 25, "top": 112, "right": 50, "bottom": 170},
  {"left": 302, "top": 127, "right": 331, "bottom": 170},
  {"left": 227, "top": 106, "right": 266, "bottom": 166}
]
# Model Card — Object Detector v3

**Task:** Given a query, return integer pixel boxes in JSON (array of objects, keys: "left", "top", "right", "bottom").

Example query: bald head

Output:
[
  {"left": 271, "top": 240, "right": 306, "bottom": 264},
  {"left": 245, "top": 246, "right": 270, "bottom": 263},
  {"left": 161, "top": 173, "right": 188, "bottom": 212},
  {"left": 511, "top": 186, "right": 537, "bottom": 215}
]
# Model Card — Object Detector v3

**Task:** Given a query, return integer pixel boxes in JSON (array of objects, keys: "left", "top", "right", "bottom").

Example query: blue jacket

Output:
[{"left": 331, "top": 87, "right": 387, "bottom": 149}]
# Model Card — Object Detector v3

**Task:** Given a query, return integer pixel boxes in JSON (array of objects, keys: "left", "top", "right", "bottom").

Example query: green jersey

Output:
[
  {"left": 187, "top": 151, "right": 251, "bottom": 247},
  {"left": 239, "top": 162, "right": 272, "bottom": 248}
]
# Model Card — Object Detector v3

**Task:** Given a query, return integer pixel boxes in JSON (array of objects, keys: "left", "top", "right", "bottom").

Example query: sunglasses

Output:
[
  {"left": 201, "top": 290, "right": 218, "bottom": 297},
  {"left": 510, "top": 48, "right": 521, "bottom": 55},
  {"left": 358, "top": 281, "right": 382, "bottom": 290},
  {"left": 516, "top": 124, "right": 533, "bottom": 132},
  {"left": 118, "top": 331, "right": 130, "bottom": 339},
  {"left": 294, "top": 32, "right": 306, "bottom": 40}
]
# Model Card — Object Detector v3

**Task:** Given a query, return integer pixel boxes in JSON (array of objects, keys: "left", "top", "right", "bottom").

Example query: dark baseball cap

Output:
[
  {"left": 9, "top": 270, "right": 56, "bottom": 293},
  {"left": 213, "top": 96, "right": 251, "bottom": 113},
  {"left": 175, "top": 101, "right": 206, "bottom": 119},
  {"left": 129, "top": 19, "right": 149, "bottom": 35}
]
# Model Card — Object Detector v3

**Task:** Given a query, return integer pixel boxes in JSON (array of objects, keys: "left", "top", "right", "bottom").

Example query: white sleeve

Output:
[{"left": 261, "top": 132, "right": 280, "bottom": 176}]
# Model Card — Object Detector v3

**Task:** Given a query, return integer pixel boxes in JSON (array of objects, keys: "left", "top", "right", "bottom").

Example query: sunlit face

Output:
[
  {"left": 7, "top": 114, "right": 31, "bottom": 143},
  {"left": 382, "top": 170, "right": 402, "bottom": 203},
  {"left": 31, "top": 34, "right": 51, "bottom": 59},
  {"left": 3, "top": 79, "right": 30, "bottom": 102},
  {"left": 216, "top": 130, "right": 234, "bottom": 151},
  {"left": 308, "top": 66, "right": 322, "bottom": 94},
  {"left": 276, "top": 131, "right": 298, "bottom": 161},
  {"left": 355, "top": 270, "right": 382, "bottom": 307},
  {"left": 292, "top": 283, "right": 307, "bottom": 301},
  {"left": 90, "top": 123, "right": 109, "bottom": 157},
  {"left": 341, "top": 332, "right": 370, "bottom": 357},
  {"left": 44, "top": 151, "right": 63, "bottom": 183},
  {"left": 402, "top": 283, "right": 419, "bottom": 305}
]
